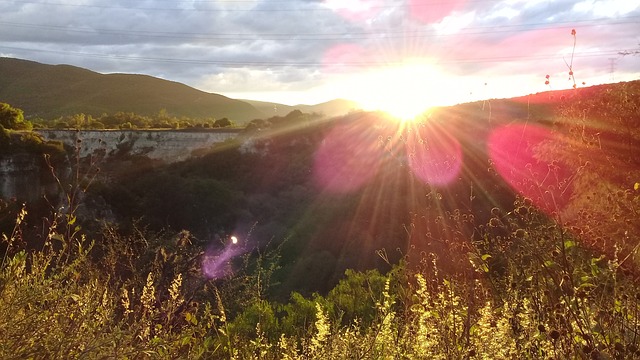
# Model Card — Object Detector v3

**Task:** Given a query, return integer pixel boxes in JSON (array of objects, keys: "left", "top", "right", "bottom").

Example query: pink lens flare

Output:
[
  {"left": 488, "top": 123, "right": 573, "bottom": 214},
  {"left": 406, "top": 123, "right": 462, "bottom": 186},
  {"left": 409, "top": 0, "right": 466, "bottom": 24},
  {"left": 322, "top": 43, "right": 370, "bottom": 74},
  {"left": 201, "top": 241, "right": 244, "bottom": 279},
  {"left": 313, "top": 121, "right": 384, "bottom": 193}
]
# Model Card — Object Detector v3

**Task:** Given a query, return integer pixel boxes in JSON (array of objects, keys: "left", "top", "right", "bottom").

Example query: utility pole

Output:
[{"left": 608, "top": 58, "right": 617, "bottom": 82}]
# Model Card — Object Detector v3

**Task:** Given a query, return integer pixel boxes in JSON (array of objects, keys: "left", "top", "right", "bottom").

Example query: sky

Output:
[{"left": 1, "top": 0, "right": 639, "bottom": 115}]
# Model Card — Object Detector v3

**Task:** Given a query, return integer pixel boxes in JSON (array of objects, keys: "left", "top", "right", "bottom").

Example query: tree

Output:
[
  {"left": 0, "top": 103, "right": 31, "bottom": 130},
  {"left": 89, "top": 121, "right": 105, "bottom": 130},
  {"left": 213, "top": 117, "right": 233, "bottom": 128},
  {"left": 69, "top": 113, "right": 86, "bottom": 129}
]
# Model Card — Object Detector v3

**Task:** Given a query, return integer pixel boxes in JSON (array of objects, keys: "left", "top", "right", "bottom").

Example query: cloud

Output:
[{"left": 0, "top": 0, "right": 638, "bottom": 104}]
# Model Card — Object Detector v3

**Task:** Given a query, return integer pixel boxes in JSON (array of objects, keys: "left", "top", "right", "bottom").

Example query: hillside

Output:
[
  {"left": 243, "top": 98, "right": 360, "bottom": 118},
  {"left": 0, "top": 57, "right": 267, "bottom": 124}
]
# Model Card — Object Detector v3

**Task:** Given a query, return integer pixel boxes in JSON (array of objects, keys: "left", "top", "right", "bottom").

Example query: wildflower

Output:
[
  {"left": 141, "top": 272, "right": 156, "bottom": 313},
  {"left": 121, "top": 288, "right": 132, "bottom": 318},
  {"left": 169, "top": 273, "right": 183, "bottom": 305},
  {"left": 571, "top": 29, "right": 576, "bottom": 36},
  {"left": 310, "top": 303, "right": 330, "bottom": 354}
]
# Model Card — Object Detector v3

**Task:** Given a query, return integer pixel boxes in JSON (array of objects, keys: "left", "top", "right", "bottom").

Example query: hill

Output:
[
  {"left": 0, "top": 57, "right": 266, "bottom": 124},
  {"left": 243, "top": 98, "right": 360, "bottom": 118}
]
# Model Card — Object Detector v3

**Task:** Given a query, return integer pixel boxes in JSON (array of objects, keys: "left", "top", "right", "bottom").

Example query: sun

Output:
[{"left": 350, "top": 59, "right": 454, "bottom": 121}]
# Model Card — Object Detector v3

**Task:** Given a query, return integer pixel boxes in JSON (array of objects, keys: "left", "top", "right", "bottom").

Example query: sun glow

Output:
[{"left": 351, "top": 60, "right": 453, "bottom": 121}]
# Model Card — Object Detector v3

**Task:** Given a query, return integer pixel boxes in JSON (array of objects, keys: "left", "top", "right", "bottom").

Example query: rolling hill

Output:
[
  {"left": 0, "top": 57, "right": 357, "bottom": 124},
  {"left": 243, "top": 98, "right": 360, "bottom": 119}
]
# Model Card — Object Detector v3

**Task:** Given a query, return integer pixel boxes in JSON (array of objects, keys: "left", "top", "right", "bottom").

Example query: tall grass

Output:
[{"left": 1, "top": 185, "right": 638, "bottom": 359}]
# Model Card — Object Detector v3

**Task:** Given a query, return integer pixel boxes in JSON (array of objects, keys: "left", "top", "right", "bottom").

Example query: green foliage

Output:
[
  {"left": 326, "top": 268, "right": 387, "bottom": 326},
  {"left": 0, "top": 125, "right": 65, "bottom": 160},
  {"left": 214, "top": 117, "right": 233, "bottom": 128},
  {"left": 0, "top": 58, "right": 263, "bottom": 124},
  {"left": 0, "top": 102, "right": 32, "bottom": 130},
  {"left": 128, "top": 173, "right": 239, "bottom": 234}
]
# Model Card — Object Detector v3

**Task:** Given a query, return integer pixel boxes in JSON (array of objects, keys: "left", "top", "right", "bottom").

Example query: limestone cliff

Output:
[
  {"left": 36, "top": 129, "right": 241, "bottom": 163},
  {"left": 0, "top": 153, "right": 44, "bottom": 201}
]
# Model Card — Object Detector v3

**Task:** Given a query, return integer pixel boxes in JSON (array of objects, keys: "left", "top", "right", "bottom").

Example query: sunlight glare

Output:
[
  {"left": 313, "top": 120, "right": 383, "bottom": 193},
  {"left": 488, "top": 124, "right": 573, "bottom": 214},
  {"left": 406, "top": 123, "right": 462, "bottom": 185},
  {"left": 352, "top": 60, "right": 451, "bottom": 121}
]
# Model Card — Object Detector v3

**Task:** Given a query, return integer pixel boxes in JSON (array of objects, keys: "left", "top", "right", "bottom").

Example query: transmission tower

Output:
[{"left": 608, "top": 58, "right": 617, "bottom": 82}]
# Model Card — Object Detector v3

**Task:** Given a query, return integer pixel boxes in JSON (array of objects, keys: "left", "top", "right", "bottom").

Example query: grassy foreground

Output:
[{"left": 1, "top": 188, "right": 639, "bottom": 359}]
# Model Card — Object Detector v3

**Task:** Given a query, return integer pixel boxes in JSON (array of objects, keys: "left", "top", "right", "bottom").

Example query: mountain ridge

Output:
[
  {"left": 0, "top": 57, "right": 358, "bottom": 124},
  {"left": 242, "top": 98, "right": 360, "bottom": 118}
]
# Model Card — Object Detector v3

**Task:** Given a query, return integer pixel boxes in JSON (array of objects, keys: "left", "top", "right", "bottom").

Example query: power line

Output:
[
  {"left": 1, "top": 44, "right": 632, "bottom": 68},
  {"left": 0, "top": 0, "right": 508, "bottom": 12},
  {"left": 1, "top": 17, "right": 637, "bottom": 41}
]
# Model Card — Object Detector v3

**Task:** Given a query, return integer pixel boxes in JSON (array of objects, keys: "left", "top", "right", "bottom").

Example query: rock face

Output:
[
  {"left": 36, "top": 129, "right": 241, "bottom": 163},
  {"left": 0, "top": 153, "right": 44, "bottom": 201},
  {"left": 1, "top": 130, "right": 242, "bottom": 201}
]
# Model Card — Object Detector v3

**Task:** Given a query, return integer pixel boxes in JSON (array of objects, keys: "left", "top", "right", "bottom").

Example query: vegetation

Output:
[
  {"left": 0, "top": 81, "right": 639, "bottom": 359},
  {"left": 0, "top": 105, "right": 65, "bottom": 157},
  {"left": 0, "top": 102, "right": 32, "bottom": 131},
  {"left": 0, "top": 58, "right": 263, "bottom": 124},
  {"left": 29, "top": 109, "right": 240, "bottom": 130}
]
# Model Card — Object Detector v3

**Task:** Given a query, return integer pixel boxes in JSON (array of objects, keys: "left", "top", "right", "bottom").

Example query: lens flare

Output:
[
  {"left": 488, "top": 123, "right": 573, "bottom": 214},
  {"left": 409, "top": 0, "right": 467, "bottom": 23},
  {"left": 322, "top": 43, "right": 369, "bottom": 74},
  {"left": 202, "top": 242, "right": 245, "bottom": 279},
  {"left": 406, "top": 123, "right": 462, "bottom": 185},
  {"left": 313, "top": 118, "right": 384, "bottom": 193}
]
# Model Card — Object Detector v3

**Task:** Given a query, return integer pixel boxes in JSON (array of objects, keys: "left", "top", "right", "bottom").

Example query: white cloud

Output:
[
  {"left": 573, "top": 0, "right": 640, "bottom": 17},
  {"left": 433, "top": 11, "right": 477, "bottom": 35}
]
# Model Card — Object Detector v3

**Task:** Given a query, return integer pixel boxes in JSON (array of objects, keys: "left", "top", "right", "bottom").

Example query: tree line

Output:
[{"left": 0, "top": 102, "right": 235, "bottom": 130}]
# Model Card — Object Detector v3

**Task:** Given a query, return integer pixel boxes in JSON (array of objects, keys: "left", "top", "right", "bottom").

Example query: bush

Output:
[{"left": 0, "top": 103, "right": 32, "bottom": 130}]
